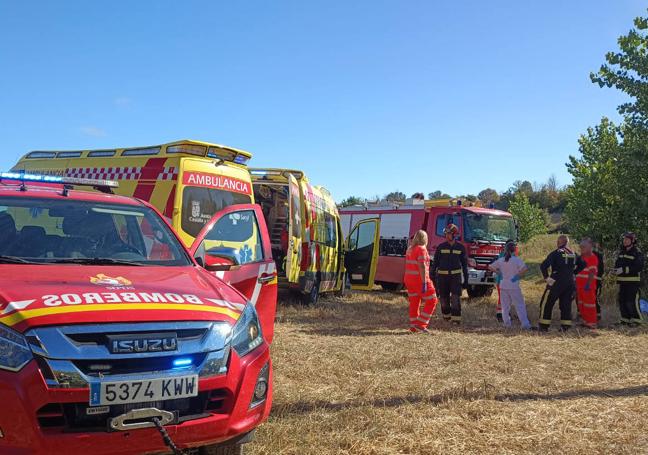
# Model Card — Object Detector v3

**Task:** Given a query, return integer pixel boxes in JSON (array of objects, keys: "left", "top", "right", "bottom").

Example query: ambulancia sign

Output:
[{"left": 182, "top": 171, "right": 251, "bottom": 195}]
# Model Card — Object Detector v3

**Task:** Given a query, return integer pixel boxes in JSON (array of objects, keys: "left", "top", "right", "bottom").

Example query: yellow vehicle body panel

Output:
[
  {"left": 11, "top": 140, "right": 254, "bottom": 247},
  {"left": 250, "top": 168, "right": 343, "bottom": 295}
]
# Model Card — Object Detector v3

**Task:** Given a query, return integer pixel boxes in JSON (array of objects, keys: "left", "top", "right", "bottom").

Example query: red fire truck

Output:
[{"left": 340, "top": 199, "right": 518, "bottom": 297}]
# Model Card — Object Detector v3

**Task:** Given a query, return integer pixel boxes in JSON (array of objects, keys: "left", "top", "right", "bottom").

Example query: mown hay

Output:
[{"left": 250, "top": 284, "right": 648, "bottom": 455}]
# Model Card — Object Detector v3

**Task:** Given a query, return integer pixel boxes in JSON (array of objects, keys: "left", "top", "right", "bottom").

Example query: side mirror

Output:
[{"left": 203, "top": 247, "right": 241, "bottom": 272}]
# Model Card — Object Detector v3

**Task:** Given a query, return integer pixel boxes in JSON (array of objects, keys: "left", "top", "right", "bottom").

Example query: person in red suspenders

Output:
[
  {"left": 575, "top": 238, "right": 599, "bottom": 328},
  {"left": 404, "top": 230, "right": 439, "bottom": 333}
]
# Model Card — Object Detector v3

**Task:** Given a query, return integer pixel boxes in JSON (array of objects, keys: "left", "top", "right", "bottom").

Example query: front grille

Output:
[
  {"left": 73, "top": 353, "right": 208, "bottom": 377},
  {"left": 37, "top": 388, "right": 232, "bottom": 432},
  {"left": 473, "top": 255, "right": 497, "bottom": 266},
  {"left": 64, "top": 327, "right": 207, "bottom": 347}
]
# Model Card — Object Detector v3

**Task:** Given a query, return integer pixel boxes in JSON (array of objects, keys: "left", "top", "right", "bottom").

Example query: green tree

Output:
[
  {"left": 339, "top": 196, "right": 365, "bottom": 207},
  {"left": 509, "top": 192, "right": 547, "bottom": 242},
  {"left": 428, "top": 190, "right": 450, "bottom": 199},
  {"left": 477, "top": 188, "right": 499, "bottom": 205},
  {"left": 567, "top": 11, "right": 648, "bottom": 249},
  {"left": 384, "top": 191, "right": 406, "bottom": 203},
  {"left": 591, "top": 14, "right": 648, "bottom": 127}
]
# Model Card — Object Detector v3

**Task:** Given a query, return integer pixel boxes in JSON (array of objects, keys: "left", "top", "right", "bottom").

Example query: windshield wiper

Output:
[
  {"left": 0, "top": 255, "right": 40, "bottom": 264},
  {"left": 51, "top": 258, "right": 143, "bottom": 266}
]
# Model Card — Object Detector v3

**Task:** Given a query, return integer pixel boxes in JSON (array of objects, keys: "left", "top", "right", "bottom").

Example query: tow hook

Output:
[
  {"left": 109, "top": 407, "right": 176, "bottom": 431},
  {"left": 109, "top": 408, "right": 185, "bottom": 454}
]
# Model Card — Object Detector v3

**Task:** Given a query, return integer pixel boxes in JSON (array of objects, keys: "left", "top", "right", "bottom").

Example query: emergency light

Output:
[
  {"left": 0, "top": 172, "right": 119, "bottom": 189},
  {"left": 172, "top": 358, "right": 193, "bottom": 368}
]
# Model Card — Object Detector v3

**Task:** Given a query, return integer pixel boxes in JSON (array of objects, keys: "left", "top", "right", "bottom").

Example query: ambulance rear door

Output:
[
  {"left": 190, "top": 203, "right": 278, "bottom": 343},
  {"left": 345, "top": 217, "right": 381, "bottom": 290},
  {"left": 286, "top": 173, "right": 302, "bottom": 284}
]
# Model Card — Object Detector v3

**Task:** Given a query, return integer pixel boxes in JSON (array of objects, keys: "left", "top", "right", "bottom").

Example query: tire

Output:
[
  {"left": 379, "top": 282, "right": 403, "bottom": 292},
  {"left": 467, "top": 285, "right": 493, "bottom": 298},
  {"left": 301, "top": 278, "right": 320, "bottom": 305},
  {"left": 200, "top": 443, "right": 243, "bottom": 455}
]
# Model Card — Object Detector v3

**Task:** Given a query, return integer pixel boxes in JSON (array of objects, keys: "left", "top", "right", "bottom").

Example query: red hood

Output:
[{"left": 0, "top": 265, "right": 246, "bottom": 333}]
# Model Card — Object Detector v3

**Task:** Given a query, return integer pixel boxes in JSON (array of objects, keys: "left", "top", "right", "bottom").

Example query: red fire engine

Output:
[{"left": 340, "top": 198, "right": 518, "bottom": 297}]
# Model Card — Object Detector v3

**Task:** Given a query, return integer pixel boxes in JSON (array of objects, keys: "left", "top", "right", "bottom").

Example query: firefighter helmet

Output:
[
  {"left": 444, "top": 224, "right": 459, "bottom": 236},
  {"left": 623, "top": 232, "right": 637, "bottom": 245}
]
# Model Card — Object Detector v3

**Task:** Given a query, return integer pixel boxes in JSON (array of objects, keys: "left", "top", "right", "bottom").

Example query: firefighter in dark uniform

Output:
[
  {"left": 593, "top": 241, "right": 605, "bottom": 321},
  {"left": 613, "top": 232, "right": 645, "bottom": 326},
  {"left": 539, "top": 235, "right": 586, "bottom": 332},
  {"left": 432, "top": 224, "right": 468, "bottom": 325}
]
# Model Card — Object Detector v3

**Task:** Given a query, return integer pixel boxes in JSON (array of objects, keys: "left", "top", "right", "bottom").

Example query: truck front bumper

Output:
[
  {"left": 0, "top": 345, "right": 272, "bottom": 455},
  {"left": 467, "top": 268, "right": 496, "bottom": 286}
]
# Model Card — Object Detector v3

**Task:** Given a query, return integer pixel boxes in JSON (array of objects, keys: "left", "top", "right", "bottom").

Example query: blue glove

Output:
[
  {"left": 422, "top": 282, "right": 427, "bottom": 294},
  {"left": 584, "top": 282, "right": 591, "bottom": 292},
  {"left": 511, "top": 274, "right": 520, "bottom": 283}
]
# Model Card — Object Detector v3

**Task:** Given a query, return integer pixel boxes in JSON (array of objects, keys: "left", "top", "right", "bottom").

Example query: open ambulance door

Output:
[
  {"left": 344, "top": 218, "right": 380, "bottom": 290},
  {"left": 286, "top": 173, "right": 302, "bottom": 284},
  {"left": 190, "top": 203, "right": 278, "bottom": 343}
]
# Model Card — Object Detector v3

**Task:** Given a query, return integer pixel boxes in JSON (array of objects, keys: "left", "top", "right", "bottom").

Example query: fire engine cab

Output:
[
  {"left": 340, "top": 198, "right": 518, "bottom": 297},
  {"left": 0, "top": 172, "right": 276, "bottom": 454}
]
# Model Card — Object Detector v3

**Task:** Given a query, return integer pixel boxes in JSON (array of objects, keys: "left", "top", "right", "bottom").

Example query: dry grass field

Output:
[{"left": 249, "top": 236, "right": 648, "bottom": 455}]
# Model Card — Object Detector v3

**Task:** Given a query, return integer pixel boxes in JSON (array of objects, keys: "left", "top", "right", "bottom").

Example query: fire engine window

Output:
[
  {"left": 380, "top": 238, "right": 407, "bottom": 257},
  {"left": 181, "top": 186, "right": 252, "bottom": 238},
  {"left": 196, "top": 210, "right": 264, "bottom": 265}
]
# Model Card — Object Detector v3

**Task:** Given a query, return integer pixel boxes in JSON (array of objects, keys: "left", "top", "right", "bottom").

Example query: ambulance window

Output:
[
  {"left": 315, "top": 212, "right": 337, "bottom": 247},
  {"left": 289, "top": 182, "right": 301, "bottom": 238},
  {"left": 198, "top": 210, "right": 264, "bottom": 265},
  {"left": 347, "top": 220, "right": 376, "bottom": 252},
  {"left": 181, "top": 187, "right": 252, "bottom": 238}
]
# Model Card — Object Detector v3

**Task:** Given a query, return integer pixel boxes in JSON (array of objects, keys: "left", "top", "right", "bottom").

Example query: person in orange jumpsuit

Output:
[
  {"left": 576, "top": 238, "right": 599, "bottom": 328},
  {"left": 404, "top": 230, "right": 438, "bottom": 333}
]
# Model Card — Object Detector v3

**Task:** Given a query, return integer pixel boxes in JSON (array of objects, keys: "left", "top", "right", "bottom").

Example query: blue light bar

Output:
[
  {"left": 0, "top": 171, "right": 119, "bottom": 189},
  {"left": 172, "top": 358, "right": 193, "bottom": 368},
  {"left": 249, "top": 170, "right": 267, "bottom": 176},
  {"left": 1, "top": 172, "right": 63, "bottom": 183}
]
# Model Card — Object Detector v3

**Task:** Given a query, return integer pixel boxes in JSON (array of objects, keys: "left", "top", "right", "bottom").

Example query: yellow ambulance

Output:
[
  {"left": 12, "top": 140, "right": 253, "bottom": 247},
  {"left": 250, "top": 169, "right": 358, "bottom": 304}
]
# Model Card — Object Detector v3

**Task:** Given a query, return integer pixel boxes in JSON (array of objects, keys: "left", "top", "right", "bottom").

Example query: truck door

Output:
[
  {"left": 285, "top": 173, "right": 303, "bottom": 285},
  {"left": 344, "top": 218, "right": 380, "bottom": 290},
  {"left": 190, "top": 203, "right": 278, "bottom": 343}
]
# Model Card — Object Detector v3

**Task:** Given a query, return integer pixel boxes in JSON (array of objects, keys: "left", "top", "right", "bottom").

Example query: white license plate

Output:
[{"left": 89, "top": 375, "right": 198, "bottom": 406}]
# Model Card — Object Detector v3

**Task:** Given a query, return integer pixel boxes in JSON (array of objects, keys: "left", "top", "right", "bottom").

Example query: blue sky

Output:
[{"left": 0, "top": 1, "right": 643, "bottom": 201}]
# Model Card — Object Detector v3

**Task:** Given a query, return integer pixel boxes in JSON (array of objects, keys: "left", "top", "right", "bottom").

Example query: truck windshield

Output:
[
  {"left": 0, "top": 198, "right": 191, "bottom": 266},
  {"left": 463, "top": 212, "right": 516, "bottom": 243}
]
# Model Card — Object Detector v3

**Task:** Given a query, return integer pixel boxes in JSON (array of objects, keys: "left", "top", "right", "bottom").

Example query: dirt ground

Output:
[{"left": 249, "top": 277, "right": 648, "bottom": 454}]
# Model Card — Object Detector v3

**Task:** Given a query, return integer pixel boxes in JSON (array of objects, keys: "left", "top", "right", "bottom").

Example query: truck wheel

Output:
[
  {"left": 467, "top": 285, "right": 492, "bottom": 299},
  {"left": 301, "top": 278, "right": 320, "bottom": 305},
  {"left": 379, "top": 282, "right": 403, "bottom": 292},
  {"left": 200, "top": 444, "right": 243, "bottom": 455}
]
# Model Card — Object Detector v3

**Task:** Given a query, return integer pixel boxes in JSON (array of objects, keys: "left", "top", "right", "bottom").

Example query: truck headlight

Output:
[
  {"left": 231, "top": 304, "right": 263, "bottom": 357},
  {"left": 0, "top": 324, "right": 33, "bottom": 372}
]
